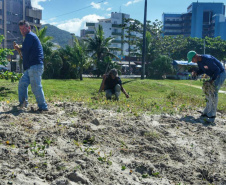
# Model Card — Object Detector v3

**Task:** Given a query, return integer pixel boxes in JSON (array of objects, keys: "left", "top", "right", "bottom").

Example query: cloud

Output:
[
  {"left": 106, "top": 8, "right": 112, "bottom": 11},
  {"left": 91, "top": 2, "right": 101, "bottom": 9},
  {"left": 124, "top": 0, "right": 142, "bottom": 7},
  {"left": 53, "top": 14, "right": 105, "bottom": 36},
  {"left": 31, "top": 0, "right": 49, "bottom": 10}
]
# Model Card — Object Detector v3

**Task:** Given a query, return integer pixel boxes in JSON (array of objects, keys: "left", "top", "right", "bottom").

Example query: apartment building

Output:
[
  {"left": 0, "top": 0, "right": 42, "bottom": 51},
  {"left": 82, "top": 12, "right": 140, "bottom": 57},
  {"left": 162, "top": 2, "right": 226, "bottom": 40}
]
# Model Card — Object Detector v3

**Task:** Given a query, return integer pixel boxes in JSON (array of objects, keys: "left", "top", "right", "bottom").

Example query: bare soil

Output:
[{"left": 0, "top": 102, "right": 226, "bottom": 185}]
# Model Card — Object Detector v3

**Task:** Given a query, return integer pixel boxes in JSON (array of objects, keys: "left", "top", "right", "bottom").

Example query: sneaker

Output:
[
  {"left": 37, "top": 108, "right": 48, "bottom": 111},
  {"left": 201, "top": 114, "right": 208, "bottom": 117},
  {"left": 18, "top": 102, "right": 28, "bottom": 108},
  {"left": 201, "top": 114, "right": 216, "bottom": 119}
]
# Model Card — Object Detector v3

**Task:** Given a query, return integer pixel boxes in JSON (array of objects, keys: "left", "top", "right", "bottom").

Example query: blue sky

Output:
[{"left": 31, "top": 0, "right": 225, "bottom": 36}]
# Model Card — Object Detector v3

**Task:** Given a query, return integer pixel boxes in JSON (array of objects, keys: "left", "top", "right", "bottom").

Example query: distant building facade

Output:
[
  {"left": 82, "top": 12, "right": 141, "bottom": 56},
  {"left": 0, "top": 0, "right": 42, "bottom": 51},
  {"left": 162, "top": 2, "right": 226, "bottom": 40}
]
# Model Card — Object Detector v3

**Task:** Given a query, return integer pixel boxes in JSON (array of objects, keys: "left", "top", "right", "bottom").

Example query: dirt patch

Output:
[{"left": 0, "top": 102, "right": 226, "bottom": 185}]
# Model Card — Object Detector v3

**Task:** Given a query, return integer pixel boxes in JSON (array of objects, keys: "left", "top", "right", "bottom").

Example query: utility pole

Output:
[
  {"left": 141, "top": 0, "right": 147, "bottom": 79},
  {"left": 204, "top": 39, "right": 206, "bottom": 54}
]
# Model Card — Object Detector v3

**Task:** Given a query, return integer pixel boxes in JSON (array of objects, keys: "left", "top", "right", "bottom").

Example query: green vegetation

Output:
[{"left": 1, "top": 78, "right": 226, "bottom": 115}]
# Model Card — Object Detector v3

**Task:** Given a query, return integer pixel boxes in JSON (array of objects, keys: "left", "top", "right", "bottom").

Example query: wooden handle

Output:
[{"left": 13, "top": 41, "right": 23, "bottom": 60}]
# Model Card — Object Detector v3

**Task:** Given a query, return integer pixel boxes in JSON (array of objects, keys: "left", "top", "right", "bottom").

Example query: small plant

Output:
[
  {"left": 84, "top": 147, "right": 98, "bottom": 155},
  {"left": 120, "top": 140, "right": 128, "bottom": 148},
  {"left": 74, "top": 140, "right": 82, "bottom": 151},
  {"left": 43, "top": 138, "right": 52, "bottom": 147},
  {"left": 29, "top": 141, "right": 46, "bottom": 157},
  {"left": 142, "top": 173, "right": 148, "bottom": 178},
  {"left": 83, "top": 136, "right": 95, "bottom": 145},
  {"left": 74, "top": 165, "right": 81, "bottom": 171},
  {"left": 144, "top": 131, "right": 160, "bottom": 139},
  {"left": 152, "top": 171, "right": 160, "bottom": 177},
  {"left": 121, "top": 166, "right": 126, "bottom": 170},
  {"left": 97, "top": 152, "right": 112, "bottom": 166}
]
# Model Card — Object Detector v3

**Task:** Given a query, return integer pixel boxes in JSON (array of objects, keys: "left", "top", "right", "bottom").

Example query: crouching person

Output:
[{"left": 101, "top": 69, "right": 129, "bottom": 100}]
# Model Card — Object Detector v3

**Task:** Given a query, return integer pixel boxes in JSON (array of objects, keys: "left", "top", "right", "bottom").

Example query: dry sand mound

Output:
[{"left": 0, "top": 102, "right": 226, "bottom": 185}]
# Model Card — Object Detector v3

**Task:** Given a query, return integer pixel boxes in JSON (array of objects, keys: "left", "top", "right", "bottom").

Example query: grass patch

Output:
[{"left": 1, "top": 78, "right": 226, "bottom": 115}]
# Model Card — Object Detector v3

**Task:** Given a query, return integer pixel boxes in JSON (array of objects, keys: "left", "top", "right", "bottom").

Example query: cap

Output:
[{"left": 187, "top": 51, "right": 196, "bottom": 63}]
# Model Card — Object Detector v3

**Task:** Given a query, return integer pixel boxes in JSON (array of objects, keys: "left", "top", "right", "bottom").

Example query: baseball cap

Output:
[{"left": 187, "top": 51, "right": 196, "bottom": 63}]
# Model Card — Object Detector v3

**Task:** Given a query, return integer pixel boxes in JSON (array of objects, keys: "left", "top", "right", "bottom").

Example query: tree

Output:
[
  {"left": 204, "top": 36, "right": 226, "bottom": 61},
  {"left": 58, "top": 46, "right": 78, "bottom": 79},
  {"left": 34, "top": 26, "right": 62, "bottom": 79},
  {"left": 121, "top": 18, "right": 141, "bottom": 68},
  {"left": 72, "top": 37, "right": 91, "bottom": 80},
  {"left": 148, "top": 55, "right": 174, "bottom": 79},
  {"left": 133, "top": 20, "right": 164, "bottom": 77},
  {"left": 0, "top": 35, "right": 14, "bottom": 66},
  {"left": 86, "top": 25, "right": 118, "bottom": 77},
  {"left": 0, "top": 35, "right": 21, "bottom": 82},
  {"left": 34, "top": 26, "right": 53, "bottom": 44}
]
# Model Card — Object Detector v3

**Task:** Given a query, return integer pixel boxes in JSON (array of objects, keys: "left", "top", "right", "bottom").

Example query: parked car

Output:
[{"left": 0, "top": 66, "right": 9, "bottom": 72}]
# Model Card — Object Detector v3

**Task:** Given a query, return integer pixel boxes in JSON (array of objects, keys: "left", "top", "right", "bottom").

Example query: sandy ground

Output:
[{"left": 0, "top": 102, "right": 226, "bottom": 185}]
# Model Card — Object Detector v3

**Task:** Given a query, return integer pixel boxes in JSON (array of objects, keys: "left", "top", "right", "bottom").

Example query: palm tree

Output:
[
  {"left": 72, "top": 37, "right": 91, "bottom": 80},
  {"left": 86, "top": 25, "right": 119, "bottom": 76},
  {"left": 34, "top": 26, "right": 53, "bottom": 44},
  {"left": 34, "top": 26, "right": 62, "bottom": 79}
]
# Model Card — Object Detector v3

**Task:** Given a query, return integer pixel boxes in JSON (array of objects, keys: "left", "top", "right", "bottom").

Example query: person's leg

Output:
[
  {"left": 18, "top": 70, "right": 30, "bottom": 107},
  {"left": 114, "top": 84, "right": 121, "bottom": 100},
  {"left": 207, "top": 72, "right": 226, "bottom": 117},
  {"left": 28, "top": 64, "right": 48, "bottom": 110},
  {"left": 105, "top": 89, "right": 113, "bottom": 100}
]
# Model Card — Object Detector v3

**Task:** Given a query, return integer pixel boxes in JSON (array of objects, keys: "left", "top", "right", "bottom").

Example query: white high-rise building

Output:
[{"left": 82, "top": 12, "right": 140, "bottom": 57}]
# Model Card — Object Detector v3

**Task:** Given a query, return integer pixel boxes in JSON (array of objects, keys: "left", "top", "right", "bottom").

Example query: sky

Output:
[{"left": 31, "top": 0, "right": 226, "bottom": 36}]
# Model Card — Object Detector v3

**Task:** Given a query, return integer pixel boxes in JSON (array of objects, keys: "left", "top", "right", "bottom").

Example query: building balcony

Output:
[
  {"left": 29, "top": 22, "right": 41, "bottom": 29},
  {"left": 164, "top": 26, "right": 182, "bottom": 30},
  {"left": 86, "top": 23, "right": 95, "bottom": 27},
  {"left": 112, "top": 24, "right": 123, "bottom": 28},
  {"left": 26, "top": 8, "right": 42, "bottom": 19},
  {"left": 164, "top": 32, "right": 182, "bottom": 35},
  {"left": 112, "top": 32, "right": 122, "bottom": 36},
  {"left": 86, "top": 30, "right": 95, "bottom": 34},
  {"left": 164, "top": 21, "right": 182, "bottom": 24},
  {"left": 112, "top": 40, "right": 122, "bottom": 43}
]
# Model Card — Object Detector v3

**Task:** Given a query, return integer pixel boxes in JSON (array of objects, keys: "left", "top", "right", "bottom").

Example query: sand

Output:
[{"left": 0, "top": 102, "right": 226, "bottom": 185}]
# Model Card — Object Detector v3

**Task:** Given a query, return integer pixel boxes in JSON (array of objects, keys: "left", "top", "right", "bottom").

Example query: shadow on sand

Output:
[{"left": 180, "top": 115, "right": 216, "bottom": 126}]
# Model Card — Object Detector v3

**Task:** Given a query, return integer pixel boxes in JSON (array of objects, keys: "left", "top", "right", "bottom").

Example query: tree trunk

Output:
[{"left": 80, "top": 67, "right": 83, "bottom": 81}]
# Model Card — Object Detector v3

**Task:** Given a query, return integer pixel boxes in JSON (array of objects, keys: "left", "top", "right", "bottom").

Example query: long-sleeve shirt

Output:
[
  {"left": 197, "top": 55, "right": 225, "bottom": 81},
  {"left": 21, "top": 31, "right": 44, "bottom": 70},
  {"left": 104, "top": 76, "right": 122, "bottom": 90}
]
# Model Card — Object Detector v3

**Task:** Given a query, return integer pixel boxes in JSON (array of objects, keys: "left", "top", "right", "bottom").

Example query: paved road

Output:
[{"left": 83, "top": 74, "right": 145, "bottom": 78}]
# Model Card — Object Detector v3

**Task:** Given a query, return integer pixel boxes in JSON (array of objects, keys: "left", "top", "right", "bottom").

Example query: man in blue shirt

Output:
[
  {"left": 187, "top": 51, "right": 226, "bottom": 118},
  {"left": 14, "top": 20, "right": 48, "bottom": 111}
]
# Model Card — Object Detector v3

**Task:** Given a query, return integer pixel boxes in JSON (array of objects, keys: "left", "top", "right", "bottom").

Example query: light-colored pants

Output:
[
  {"left": 18, "top": 64, "right": 48, "bottom": 110},
  {"left": 105, "top": 84, "right": 121, "bottom": 100},
  {"left": 203, "top": 71, "right": 226, "bottom": 117}
]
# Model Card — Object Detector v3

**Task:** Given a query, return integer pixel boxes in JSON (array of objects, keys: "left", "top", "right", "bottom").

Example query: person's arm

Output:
[
  {"left": 121, "top": 86, "right": 129, "bottom": 98},
  {"left": 208, "top": 61, "right": 221, "bottom": 82}
]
